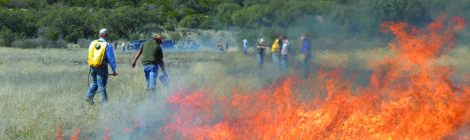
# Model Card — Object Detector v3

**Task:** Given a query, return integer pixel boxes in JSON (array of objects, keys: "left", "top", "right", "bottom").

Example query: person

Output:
[
  {"left": 122, "top": 41, "right": 126, "bottom": 52},
  {"left": 257, "top": 38, "right": 268, "bottom": 68},
  {"left": 217, "top": 42, "right": 224, "bottom": 52},
  {"left": 113, "top": 41, "right": 118, "bottom": 49},
  {"left": 280, "top": 35, "right": 289, "bottom": 72},
  {"left": 225, "top": 42, "right": 229, "bottom": 52},
  {"left": 243, "top": 39, "right": 248, "bottom": 54},
  {"left": 131, "top": 35, "right": 167, "bottom": 91},
  {"left": 271, "top": 35, "right": 284, "bottom": 69},
  {"left": 86, "top": 28, "right": 118, "bottom": 105},
  {"left": 300, "top": 34, "right": 310, "bottom": 70}
]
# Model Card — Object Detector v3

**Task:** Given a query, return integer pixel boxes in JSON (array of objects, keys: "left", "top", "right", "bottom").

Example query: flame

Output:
[
  {"left": 70, "top": 127, "right": 81, "bottom": 140},
  {"left": 56, "top": 124, "right": 63, "bottom": 140},
  {"left": 102, "top": 127, "right": 112, "bottom": 140},
  {"left": 160, "top": 16, "right": 470, "bottom": 139}
]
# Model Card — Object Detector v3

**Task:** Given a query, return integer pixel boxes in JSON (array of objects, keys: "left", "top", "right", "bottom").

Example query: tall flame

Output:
[
  {"left": 70, "top": 127, "right": 81, "bottom": 140},
  {"left": 56, "top": 124, "right": 63, "bottom": 140},
  {"left": 161, "top": 15, "right": 470, "bottom": 139}
]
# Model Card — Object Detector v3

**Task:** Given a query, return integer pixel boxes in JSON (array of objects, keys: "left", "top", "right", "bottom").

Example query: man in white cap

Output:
[
  {"left": 257, "top": 38, "right": 268, "bottom": 68},
  {"left": 86, "top": 28, "right": 118, "bottom": 105}
]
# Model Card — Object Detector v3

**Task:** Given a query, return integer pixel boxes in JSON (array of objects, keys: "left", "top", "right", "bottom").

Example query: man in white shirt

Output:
[
  {"left": 280, "top": 35, "right": 289, "bottom": 72},
  {"left": 122, "top": 42, "right": 126, "bottom": 51},
  {"left": 243, "top": 39, "right": 248, "bottom": 54}
]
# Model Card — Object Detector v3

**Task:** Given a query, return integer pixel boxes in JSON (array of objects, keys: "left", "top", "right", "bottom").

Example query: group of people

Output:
[
  {"left": 216, "top": 42, "right": 229, "bottom": 52},
  {"left": 112, "top": 41, "right": 129, "bottom": 52},
  {"left": 86, "top": 28, "right": 310, "bottom": 105},
  {"left": 250, "top": 34, "right": 310, "bottom": 71},
  {"left": 86, "top": 28, "right": 167, "bottom": 105}
]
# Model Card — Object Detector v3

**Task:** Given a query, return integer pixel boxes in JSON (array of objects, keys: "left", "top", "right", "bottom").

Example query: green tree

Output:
[
  {"left": 215, "top": 3, "right": 241, "bottom": 25},
  {"left": 0, "top": 28, "right": 24, "bottom": 47},
  {"left": 178, "top": 14, "right": 210, "bottom": 29},
  {"left": 38, "top": 6, "right": 91, "bottom": 42}
]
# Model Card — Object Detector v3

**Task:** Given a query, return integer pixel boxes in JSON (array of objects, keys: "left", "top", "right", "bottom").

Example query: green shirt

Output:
[{"left": 139, "top": 41, "right": 163, "bottom": 66}]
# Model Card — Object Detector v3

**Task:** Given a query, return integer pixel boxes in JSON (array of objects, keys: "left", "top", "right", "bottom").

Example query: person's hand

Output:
[
  {"left": 112, "top": 71, "right": 118, "bottom": 76},
  {"left": 163, "top": 70, "right": 168, "bottom": 77},
  {"left": 131, "top": 62, "right": 136, "bottom": 69}
]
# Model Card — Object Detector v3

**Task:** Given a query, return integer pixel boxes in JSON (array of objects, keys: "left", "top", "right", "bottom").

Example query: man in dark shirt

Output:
[{"left": 131, "top": 35, "right": 167, "bottom": 91}]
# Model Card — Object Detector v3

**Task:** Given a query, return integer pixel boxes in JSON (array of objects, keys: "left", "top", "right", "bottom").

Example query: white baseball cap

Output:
[{"left": 99, "top": 28, "right": 108, "bottom": 34}]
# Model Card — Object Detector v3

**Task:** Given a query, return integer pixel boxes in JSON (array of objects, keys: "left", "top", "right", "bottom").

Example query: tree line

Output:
[{"left": 0, "top": 0, "right": 469, "bottom": 47}]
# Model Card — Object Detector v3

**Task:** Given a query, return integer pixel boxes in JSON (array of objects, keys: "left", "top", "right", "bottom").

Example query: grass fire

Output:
[{"left": 47, "top": 16, "right": 470, "bottom": 139}]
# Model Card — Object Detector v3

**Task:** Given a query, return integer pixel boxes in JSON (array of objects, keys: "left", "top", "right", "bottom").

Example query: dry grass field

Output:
[
  {"left": 0, "top": 46, "right": 292, "bottom": 139},
  {"left": 1, "top": 44, "right": 470, "bottom": 139}
]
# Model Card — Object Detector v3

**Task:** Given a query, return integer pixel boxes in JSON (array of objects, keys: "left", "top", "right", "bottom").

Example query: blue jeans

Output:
[
  {"left": 86, "top": 67, "right": 109, "bottom": 103},
  {"left": 301, "top": 57, "right": 309, "bottom": 70},
  {"left": 280, "top": 55, "right": 288, "bottom": 71},
  {"left": 143, "top": 64, "right": 159, "bottom": 91},
  {"left": 272, "top": 53, "right": 279, "bottom": 67},
  {"left": 257, "top": 54, "right": 264, "bottom": 68}
]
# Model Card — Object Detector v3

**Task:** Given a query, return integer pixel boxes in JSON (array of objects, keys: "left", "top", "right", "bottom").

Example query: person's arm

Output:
[
  {"left": 106, "top": 43, "right": 118, "bottom": 76},
  {"left": 156, "top": 46, "right": 167, "bottom": 76},
  {"left": 158, "top": 59, "right": 167, "bottom": 76},
  {"left": 131, "top": 50, "right": 142, "bottom": 69}
]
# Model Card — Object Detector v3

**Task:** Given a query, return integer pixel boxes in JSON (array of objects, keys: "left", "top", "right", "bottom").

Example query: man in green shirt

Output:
[{"left": 131, "top": 35, "right": 167, "bottom": 91}]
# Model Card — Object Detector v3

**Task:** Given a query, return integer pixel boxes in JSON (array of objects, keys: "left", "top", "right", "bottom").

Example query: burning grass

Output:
[
  {"left": 3, "top": 16, "right": 470, "bottom": 139},
  {"left": 159, "top": 15, "right": 470, "bottom": 139}
]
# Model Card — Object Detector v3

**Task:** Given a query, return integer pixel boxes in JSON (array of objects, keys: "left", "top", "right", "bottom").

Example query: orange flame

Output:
[
  {"left": 102, "top": 127, "right": 112, "bottom": 140},
  {"left": 56, "top": 124, "right": 63, "bottom": 140},
  {"left": 161, "top": 16, "right": 470, "bottom": 139},
  {"left": 70, "top": 127, "right": 81, "bottom": 140}
]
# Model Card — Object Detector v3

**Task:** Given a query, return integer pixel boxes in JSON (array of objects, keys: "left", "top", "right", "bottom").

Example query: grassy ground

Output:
[
  {"left": 0, "top": 47, "right": 291, "bottom": 139},
  {"left": 1, "top": 45, "right": 469, "bottom": 139}
]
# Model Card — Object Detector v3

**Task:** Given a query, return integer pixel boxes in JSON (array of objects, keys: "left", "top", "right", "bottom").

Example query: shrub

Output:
[
  {"left": 165, "top": 23, "right": 175, "bottom": 31},
  {"left": 77, "top": 38, "right": 93, "bottom": 48},
  {"left": 0, "top": 28, "right": 24, "bottom": 47},
  {"left": 11, "top": 38, "right": 67, "bottom": 48},
  {"left": 263, "top": 27, "right": 286, "bottom": 44},
  {"left": 53, "top": 38, "right": 67, "bottom": 48},
  {"left": 129, "top": 33, "right": 140, "bottom": 41},
  {"left": 169, "top": 32, "right": 181, "bottom": 42}
]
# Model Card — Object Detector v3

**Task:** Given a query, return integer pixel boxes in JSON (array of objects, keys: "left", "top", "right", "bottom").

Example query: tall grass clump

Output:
[
  {"left": 77, "top": 38, "right": 93, "bottom": 48},
  {"left": 11, "top": 38, "right": 67, "bottom": 48}
]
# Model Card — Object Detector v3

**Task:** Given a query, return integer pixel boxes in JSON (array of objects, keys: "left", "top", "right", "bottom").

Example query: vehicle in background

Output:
[
  {"left": 161, "top": 39, "right": 176, "bottom": 50},
  {"left": 127, "top": 40, "right": 146, "bottom": 50},
  {"left": 177, "top": 40, "right": 200, "bottom": 51}
]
